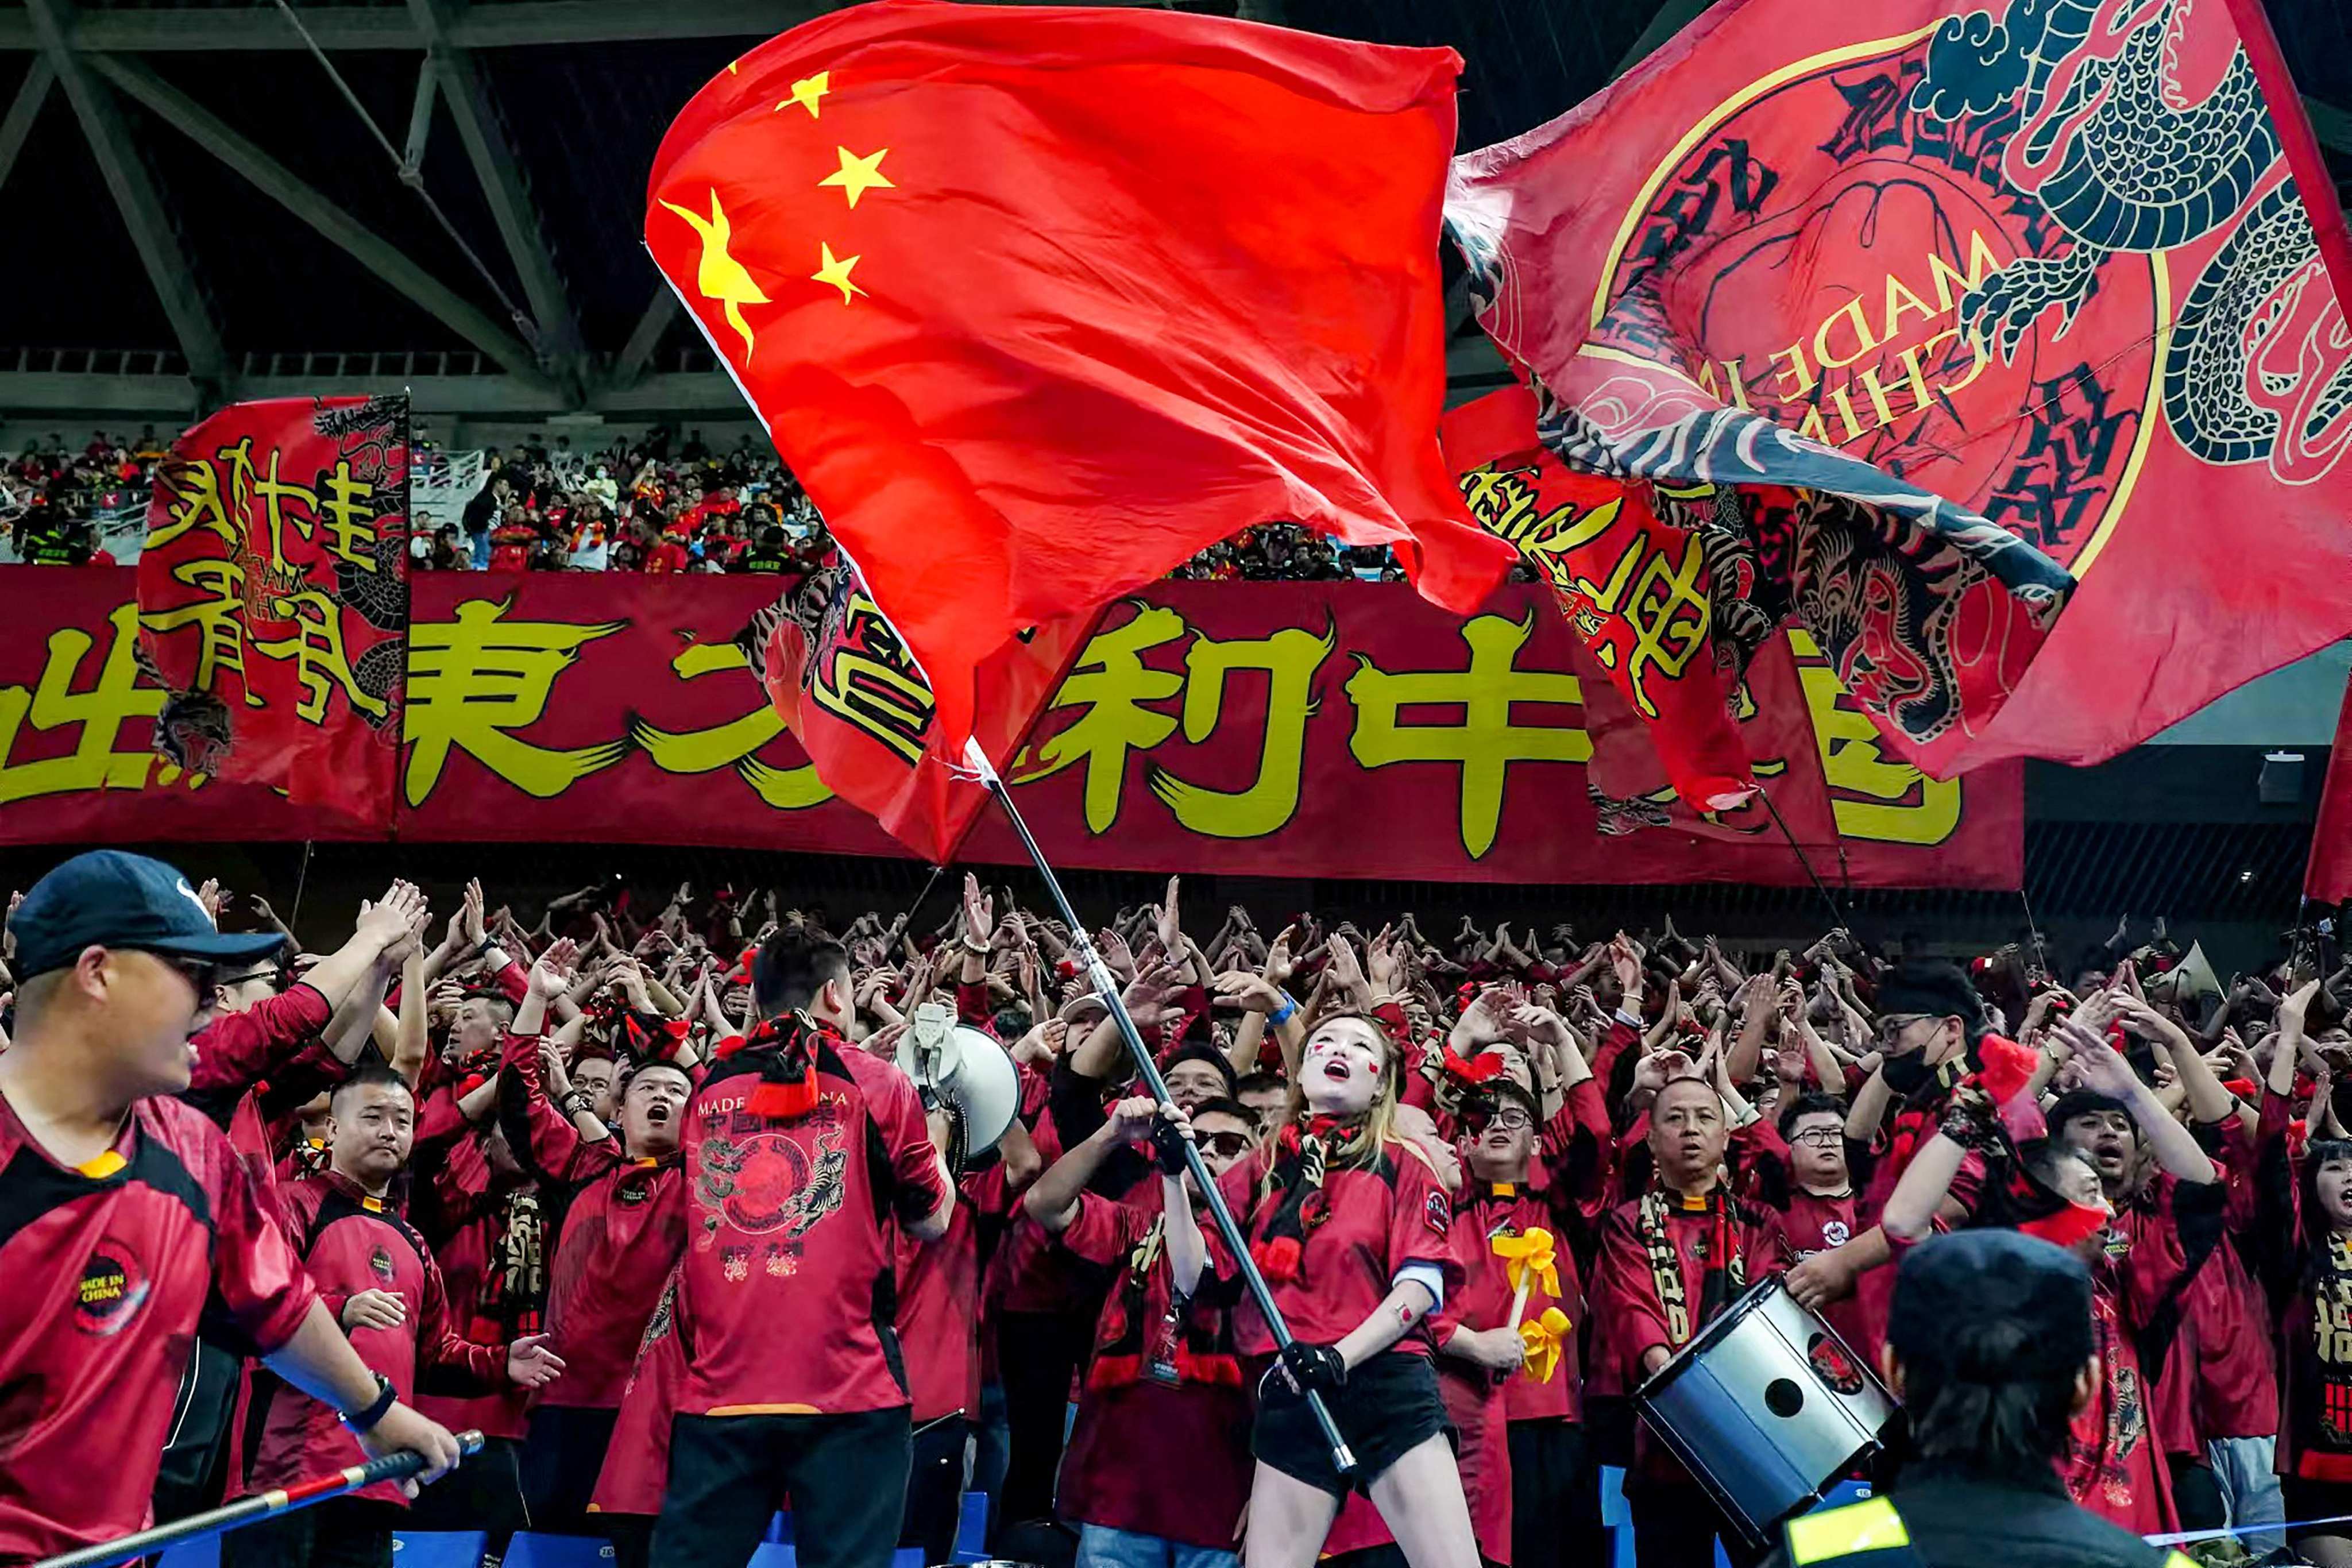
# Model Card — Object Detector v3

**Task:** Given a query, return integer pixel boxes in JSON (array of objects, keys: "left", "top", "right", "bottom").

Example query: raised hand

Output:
[
  {"left": 1156, "top": 876, "right": 1183, "bottom": 952},
  {"left": 960, "top": 874, "right": 996, "bottom": 949},
  {"left": 528, "top": 938, "right": 580, "bottom": 999},
  {"left": 1211, "top": 970, "right": 1283, "bottom": 1015}
]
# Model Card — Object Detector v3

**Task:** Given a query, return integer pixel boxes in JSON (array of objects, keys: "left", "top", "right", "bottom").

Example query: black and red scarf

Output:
[
  {"left": 1638, "top": 1188, "right": 1747, "bottom": 1349},
  {"left": 1251, "top": 1114, "right": 1367, "bottom": 1285},
  {"left": 713, "top": 1010, "right": 836, "bottom": 1119}
]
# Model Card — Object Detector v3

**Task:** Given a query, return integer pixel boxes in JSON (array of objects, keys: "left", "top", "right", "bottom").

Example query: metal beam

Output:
[
  {"left": 86, "top": 53, "right": 553, "bottom": 387},
  {"left": 0, "top": 59, "right": 53, "bottom": 195},
  {"left": 23, "top": 0, "right": 228, "bottom": 388},
  {"left": 612, "top": 289, "right": 679, "bottom": 387},
  {"left": 0, "top": 1, "right": 836, "bottom": 53},
  {"left": 409, "top": 1, "right": 584, "bottom": 383},
  {"left": 1611, "top": 0, "right": 1715, "bottom": 81},
  {"left": 402, "top": 59, "right": 438, "bottom": 175}
]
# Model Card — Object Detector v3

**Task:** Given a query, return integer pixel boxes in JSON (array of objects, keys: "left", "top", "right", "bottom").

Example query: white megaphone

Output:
[{"left": 899, "top": 1002, "right": 1021, "bottom": 1168}]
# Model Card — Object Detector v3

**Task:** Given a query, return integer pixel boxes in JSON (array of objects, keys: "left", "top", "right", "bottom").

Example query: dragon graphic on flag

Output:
[{"left": 1449, "top": 0, "right": 2352, "bottom": 778}]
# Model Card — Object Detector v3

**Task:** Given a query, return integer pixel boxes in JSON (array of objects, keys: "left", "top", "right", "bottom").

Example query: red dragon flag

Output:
[
  {"left": 136, "top": 395, "right": 410, "bottom": 831},
  {"left": 1447, "top": 0, "right": 2352, "bottom": 779},
  {"left": 647, "top": 1, "right": 1514, "bottom": 751}
]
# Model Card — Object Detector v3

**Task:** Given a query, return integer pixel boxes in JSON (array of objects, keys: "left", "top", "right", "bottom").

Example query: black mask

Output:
[{"left": 1880, "top": 1052, "right": 1935, "bottom": 1095}]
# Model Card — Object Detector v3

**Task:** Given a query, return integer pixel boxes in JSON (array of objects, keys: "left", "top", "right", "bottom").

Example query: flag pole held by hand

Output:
[
  {"left": 963, "top": 738, "right": 1357, "bottom": 1477},
  {"left": 30, "top": 1432, "right": 486, "bottom": 1568}
]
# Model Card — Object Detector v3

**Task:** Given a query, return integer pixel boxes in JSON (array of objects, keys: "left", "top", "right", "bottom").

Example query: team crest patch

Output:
[
  {"left": 370, "top": 1247, "right": 396, "bottom": 1283},
  {"left": 1822, "top": 1220, "right": 1851, "bottom": 1249},
  {"left": 74, "top": 1241, "right": 150, "bottom": 1336},
  {"left": 1806, "top": 1331, "right": 1867, "bottom": 1396},
  {"left": 1426, "top": 1190, "right": 1450, "bottom": 1235}
]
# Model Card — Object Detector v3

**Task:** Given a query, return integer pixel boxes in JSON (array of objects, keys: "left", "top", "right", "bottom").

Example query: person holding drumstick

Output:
[
  {"left": 1764, "top": 1229, "right": 2194, "bottom": 1568},
  {"left": 1590, "top": 1072, "right": 1779, "bottom": 1568}
]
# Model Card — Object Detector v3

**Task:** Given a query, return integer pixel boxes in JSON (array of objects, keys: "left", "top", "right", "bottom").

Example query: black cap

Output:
[
  {"left": 1874, "top": 960, "right": 1983, "bottom": 1026},
  {"left": 10, "top": 851, "right": 288, "bottom": 980},
  {"left": 1887, "top": 1230, "right": 2094, "bottom": 1381}
]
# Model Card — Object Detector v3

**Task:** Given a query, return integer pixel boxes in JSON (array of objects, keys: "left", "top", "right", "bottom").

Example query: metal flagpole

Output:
[
  {"left": 32, "top": 1434, "right": 486, "bottom": 1568},
  {"left": 961, "top": 739, "right": 1356, "bottom": 1474}
]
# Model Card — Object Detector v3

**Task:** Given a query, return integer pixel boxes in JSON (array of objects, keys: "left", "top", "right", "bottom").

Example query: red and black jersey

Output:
[
  {"left": 1218, "top": 1133, "right": 1459, "bottom": 1358},
  {"left": 249, "top": 1172, "right": 505, "bottom": 1504},
  {"left": 0, "top": 1091, "right": 318, "bottom": 1561},
  {"left": 673, "top": 1014, "right": 949, "bottom": 1417}
]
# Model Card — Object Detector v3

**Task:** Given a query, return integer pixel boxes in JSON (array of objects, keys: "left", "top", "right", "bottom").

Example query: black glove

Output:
[
  {"left": 1277, "top": 1339, "right": 1347, "bottom": 1395},
  {"left": 1149, "top": 1115, "right": 1193, "bottom": 1177}
]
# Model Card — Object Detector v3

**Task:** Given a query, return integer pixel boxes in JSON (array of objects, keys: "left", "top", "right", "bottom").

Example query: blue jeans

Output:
[
  {"left": 1076, "top": 1523, "right": 1240, "bottom": 1568},
  {"left": 469, "top": 528, "right": 490, "bottom": 569},
  {"left": 2208, "top": 1435, "right": 2285, "bottom": 1552}
]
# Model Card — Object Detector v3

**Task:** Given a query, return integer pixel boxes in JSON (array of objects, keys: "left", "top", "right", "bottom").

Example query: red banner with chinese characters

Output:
[
  {"left": 136, "top": 396, "right": 409, "bottom": 832},
  {"left": 0, "top": 567, "right": 2019, "bottom": 887}
]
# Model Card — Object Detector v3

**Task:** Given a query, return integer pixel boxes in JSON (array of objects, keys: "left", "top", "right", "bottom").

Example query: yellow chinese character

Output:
[
  {"left": 1575, "top": 528, "right": 1711, "bottom": 720},
  {"left": 404, "top": 597, "right": 628, "bottom": 805},
  {"left": 142, "top": 451, "right": 247, "bottom": 556},
  {"left": 1787, "top": 630, "right": 1959, "bottom": 845},
  {"left": 1016, "top": 605, "right": 1184, "bottom": 833},
  {"left": 629, "top": 639, "right": 832, "bottom": 811},
  {"left": 1146, "top": 623, "right": 1334, "bottom": 839},
  {"left": 139, "top": 558, "right": 257, "bottom": 704},
  {"left": 317, "top": 462, "right": 380, "bottom": 571},
  {"left": 1345, "top": 611, "right": 1591, "bottom": 858},
  {"left": 249, "top": 589, "right": 388, "bottom": 724},
  {"left": 0, "top": 603, "right": 174, "bottom": 806},
  {"left": 250, "top": 446, "right": 322, "bottom": 570},
  {"left": 806, "top": 588, "right": 934, "bottom": 764}
]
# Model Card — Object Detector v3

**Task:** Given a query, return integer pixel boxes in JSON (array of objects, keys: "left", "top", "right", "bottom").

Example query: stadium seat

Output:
[
  {"left": 393, "top": 1532, "right": 493, "bottom": 1568},
  {"left": 952, "top": 1491, "right": 988, "bottom": 1561},
  {"left": 501, "top": 1532, "right": 613, "bottom": 1568},
  {"left": 157, "top": 1538, "right": 217, "bottom": 1568}
]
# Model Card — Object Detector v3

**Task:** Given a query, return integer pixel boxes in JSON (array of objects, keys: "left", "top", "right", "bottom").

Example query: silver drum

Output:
[{"left": 1633, "top": 1277, "right": 1895, "bottom": 1544}]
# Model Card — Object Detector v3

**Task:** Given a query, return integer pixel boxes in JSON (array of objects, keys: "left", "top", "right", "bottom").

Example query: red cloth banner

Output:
[
  {"left": 2308, "top": 671, "right": 2352, "bottom": 904},
  {"left": 646, "top": 0, "right": 1513, "bottom": 750},
  {"left": 0, "top": 567, "right": 2018, "bottom": 889},
  {"left": 135, "top": 395, "right": 409, "bottom": 831},
  {"left": 745, "top": 562, "right": 1096, "bottom": 864},
  {"left": 1442, "top": 385, "right": 1758, "bottom": 814},
  {"left": 1447, "top": 0, "right": 2352, "bottom": 778}
]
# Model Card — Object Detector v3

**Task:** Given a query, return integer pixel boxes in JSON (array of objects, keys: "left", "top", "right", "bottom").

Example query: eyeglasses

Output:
[
  {"left": 1200, "top": 1131, "right": 1253, "bottom": 1158},
  {"left": 142, "top": 952, "right": 230, "bottom": 995},
  {"left": 1874, "top": 1013, "right": 1933, "bottom": 1046},
  {"left": 1486, "top": 1107, "right": 1534, "bottom": 1132},
  {"left": 1789, "top": 1127, "right": 1844, "bottom": 1149}
]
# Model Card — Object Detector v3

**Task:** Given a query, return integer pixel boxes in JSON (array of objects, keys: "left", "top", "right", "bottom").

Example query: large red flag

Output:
[
  {"left": 1447, "top": 0, "right": 2352, "bottom": 777},
  {"left": 136, "top": 395, "right": 408, "bottom": 831},
  {"left": 2308, "top": 671, "right": 2352, "bottom": 904},
  {"left": 739, "top": 563, "right": 1096, "bottom": 864},
  {"left": 647, "top": 1, "right": 1513, "bottom": 752}
]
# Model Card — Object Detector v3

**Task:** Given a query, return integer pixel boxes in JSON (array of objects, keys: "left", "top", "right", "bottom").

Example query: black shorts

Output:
[
  {"left": 1253, "top": 1350, "right": 1453, "bottom": 1498},
  {"left": 2283, "top": 1473, "right": 2352, "bottom": 1542}
]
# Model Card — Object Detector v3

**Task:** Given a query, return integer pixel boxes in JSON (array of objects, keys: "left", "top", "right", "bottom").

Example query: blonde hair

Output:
[{"left": 1273, "top": 1008, "right": 1407, "bottom": 1177}]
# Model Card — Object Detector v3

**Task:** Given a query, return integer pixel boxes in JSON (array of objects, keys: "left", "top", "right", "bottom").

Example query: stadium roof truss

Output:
[{"left": 0, "top": 0, "right": 2341, "bottom": 431}]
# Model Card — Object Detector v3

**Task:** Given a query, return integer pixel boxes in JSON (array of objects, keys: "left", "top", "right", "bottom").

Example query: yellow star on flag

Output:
[
  {"left": 779, "top": 71, "right": 829, "bottom": 118},
  {"left": 812, "top": 242, "right": 864, "bottom": 304},
  {"left": 819, "top": 145, "right": 893, "bottom": 208},
  {"left": 658, "top": 190, "right": 770, "bottom": 361}
]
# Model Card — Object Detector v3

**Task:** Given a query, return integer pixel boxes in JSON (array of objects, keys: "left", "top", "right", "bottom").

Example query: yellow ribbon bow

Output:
[
  {"left": 1520, "top": 1307, "right": 1573, "bottom": 1383},
  {"left": 1492, "top": 1227, "right": 1559, "bottom": 1299}
]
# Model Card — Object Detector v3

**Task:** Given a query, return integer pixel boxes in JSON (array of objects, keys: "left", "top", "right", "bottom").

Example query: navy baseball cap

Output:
[
  {"left": 1887, "top": 1229, "right": 2094, "bottom": 1380},
  {"left": 10, "top": 851, "right": 288, "bottom": 980}
]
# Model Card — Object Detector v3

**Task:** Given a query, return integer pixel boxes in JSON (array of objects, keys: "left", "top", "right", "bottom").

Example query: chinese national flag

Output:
[
  {"left": 740, "top": 564, "right": 1096, "bottom": 864},
  {"left": 648, "top": 1, "right": 1513, "bottom": 751},
  {"left": 2308, "top": 670, "right": 2352, "bottom": 903},
  {"left": 136, "top": 395, "right": 409, "bottom": 832}
]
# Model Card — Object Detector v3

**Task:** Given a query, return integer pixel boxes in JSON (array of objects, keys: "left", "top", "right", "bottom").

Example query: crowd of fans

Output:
[
  {"left": 2, "top": 427, "right": 1483, "bottom": 582},
  {"left": 5, "top": 861, "right": 2345, "bottom": 1568}
]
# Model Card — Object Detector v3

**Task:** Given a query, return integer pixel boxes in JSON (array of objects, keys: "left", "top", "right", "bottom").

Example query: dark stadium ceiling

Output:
[{"left": 0, "top": 0, "right": 2345, "bottom": 428}]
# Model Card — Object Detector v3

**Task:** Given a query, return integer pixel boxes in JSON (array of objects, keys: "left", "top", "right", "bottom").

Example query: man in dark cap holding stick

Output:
[
  {"left": 0, "top": 851, "right": 461, "bottom": 1562},
  {"left": 1767, "top": 1229, "right": 2195, "bottom": 1568}
]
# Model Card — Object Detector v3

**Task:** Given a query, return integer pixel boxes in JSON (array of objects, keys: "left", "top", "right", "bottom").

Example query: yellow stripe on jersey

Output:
[{"left": 1786, "top": 1497, "right": 1910, "bottom": 1564}]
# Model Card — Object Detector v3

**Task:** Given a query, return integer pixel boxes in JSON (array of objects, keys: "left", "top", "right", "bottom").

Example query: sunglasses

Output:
[{"left": 1200, "top": 1130, "right": 1253, "bottom": 1158}]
